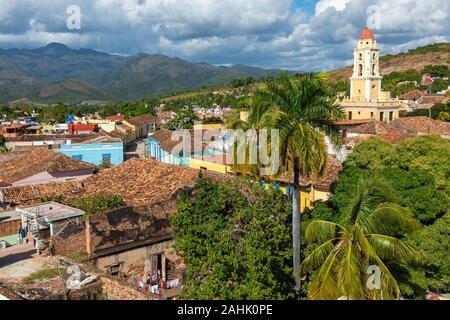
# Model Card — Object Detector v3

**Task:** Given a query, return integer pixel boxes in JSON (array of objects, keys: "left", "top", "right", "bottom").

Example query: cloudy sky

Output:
[{"left": 0, "top": 0, "right": 449, "bottom": 71}]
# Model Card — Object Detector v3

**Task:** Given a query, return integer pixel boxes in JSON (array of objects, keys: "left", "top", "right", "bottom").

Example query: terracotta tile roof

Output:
[
  {"left": 79, "top": 158, "right": 230, "bottom": 207},
  {"left": 390, "top": 117, "right": 450, "bottom": 136},
  {"left": 276, "top": 156, "right": 342, "bottom": 192},
  {"left": 399, "top": 90, "right": 424, "bottom": 100},
  {"left": 80, "top": 135, "right": 122, "bottom": 144},
  {"left": 150, "top": 129, "right": 210, "bottom": 153},
  {"left": 11, "top": 145, "right": 51, "bottom": 152},
  {"left": 105, "top": 115, "right": 125, "bottom": 122},
  {"left": 5, "top": 133, "right": 104, "bottom": 143},
  {"left": 0, "top": 149, "right": 94, "bottom": 184},
  {"left": 149, "top": 129, "right": 182, "bottom": 152},
  {"left": 348, "top": 120, "right": 416, "bottom": 143},
  {"left": 0, "top": 181, "right": 84, "bottom": 205},
  {"left": 334, "top": 119, "right": 371, "bottom": 126},
  {"left": 349, "top": 120, "right": 393, "bottom": 135},
  {"left": 125, "top": 114, "right": 157, "bottom": 126},
  {"left": 0, "top": 181, "right": 11, "bottom": 188},
  {"left": 420, "top": 95, "right": 448, "bottom": 105}
]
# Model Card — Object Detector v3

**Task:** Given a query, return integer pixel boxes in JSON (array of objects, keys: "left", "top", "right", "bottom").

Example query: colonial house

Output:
[
  {"left": 148, "top": 129, "right": 342, "bottom": 212},
  {"left": 344, "top": 116, "right": 450, "bottom": 154},
  {"left": 0, "top": 149, "right": 94, "bottom": 188},
  {"left": 122, "top": 115, "right": 157, "bottom": 140},
  {"left": 58, "top": 135, "right": 124, "bottom": 166}
]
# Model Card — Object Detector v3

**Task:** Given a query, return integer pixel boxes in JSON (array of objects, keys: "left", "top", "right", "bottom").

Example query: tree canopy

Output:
[
  {"left": 307, "top": 136, "right": 450, "bottom": 298},
  {"left": 171, "top": 174, "right": 296, "bottom": 299}
]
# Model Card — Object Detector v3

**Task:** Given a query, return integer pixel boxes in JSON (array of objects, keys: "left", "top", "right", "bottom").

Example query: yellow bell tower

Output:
[
  {"left": 338, "top": 27, "right": 401, "bottom": 124},
  {"left": 350, "top": 27, "right": 382, "bottom": 102}
]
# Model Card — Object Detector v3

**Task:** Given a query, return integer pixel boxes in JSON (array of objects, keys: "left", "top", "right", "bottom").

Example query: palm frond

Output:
[
  {"left": 300, "top": 239, "right": 336, "bottom": 275},
  {"left": 367, "top": 203, "right": 422, "bottom": 235},
  {"left": 368, "top": 234, "right": 422, "bottom": 265},
  {"left": 305, "top": 220, "right": 346, "bottom": 243},
  {"left": 338, "top": 243, "right": 366, "bottom": 300},
  {"left": 354, "top": 226, "right": 401, "bottom": 300}
]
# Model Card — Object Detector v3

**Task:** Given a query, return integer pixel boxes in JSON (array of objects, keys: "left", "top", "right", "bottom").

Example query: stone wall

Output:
[
  {"left": 50, "top": 218, "right": 87, "bottom": 257},
  {"left": 99, "top": 275, "right": 155, "bottom": 300},
  {"left": 87, "top": 205, "right": 173, "bottom": 256}
]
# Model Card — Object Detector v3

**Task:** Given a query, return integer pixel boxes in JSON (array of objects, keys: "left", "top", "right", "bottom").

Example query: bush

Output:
[{"left": 67, "top": 193, "right": 124, "bottom": 216}]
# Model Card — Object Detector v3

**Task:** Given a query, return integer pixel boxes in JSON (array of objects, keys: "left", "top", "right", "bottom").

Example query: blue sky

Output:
[
  {"left": 0, "top": 0, "right": 449, "bottom": 71},
  {"left": 291, "top": 0, "right": 317, "bottom": 15}
]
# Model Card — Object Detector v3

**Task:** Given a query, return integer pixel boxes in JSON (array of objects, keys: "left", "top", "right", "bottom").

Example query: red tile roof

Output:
[
  {"left": 399, "top": 90, "right": 424, "bottom": 100},
  {"left": 105, "top": 115, "right": 125, "bottom": 122},
  {"left": 390, "top": 117, "right": 450, "bottom": 136},
  {"left": 150, "top": 129, "right": 210, "bottom": 153},
  {"left": 125, "top": 114, "right": 157, "bottom": 127},
  {"left": 360, "top": 27, "right": 375, "bottom": 40},
  {"left": 0, "top": 149, "right": 94, "bottom": 185},
  {"left": 0, "top": 181, "right": 84, "bottom": 205},
  {"left": 79, "top": 158, "right": 231, "bottom": 207}
]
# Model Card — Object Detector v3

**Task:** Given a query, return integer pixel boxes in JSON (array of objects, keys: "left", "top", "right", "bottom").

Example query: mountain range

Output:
[{"left": 0, "top": 43, "right": 292, "bottom": 104}]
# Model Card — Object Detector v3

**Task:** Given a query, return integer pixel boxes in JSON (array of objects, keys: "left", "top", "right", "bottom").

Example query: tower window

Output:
[
  {"left": 373, "top": 53, "right": 376, "bottom": 60},
  {"left": 358, "top": 64, "right": 363, "bottom": 76},
  {"left": 358, "top": 53, "right": 362, "bottom": 60},
  {"left": 372, "top": 64, "right": 376, "bottom": 76}
]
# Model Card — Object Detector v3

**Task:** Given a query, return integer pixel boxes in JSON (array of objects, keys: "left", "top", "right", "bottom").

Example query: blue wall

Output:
[
  {"left": 148, "top": 138, "right": 190, "bottom": 167},
  {"left": 58, "top": 142, "right": 124, "bottom": 166}
]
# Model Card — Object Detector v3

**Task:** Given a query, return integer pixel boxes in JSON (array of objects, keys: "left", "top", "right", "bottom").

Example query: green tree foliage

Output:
[
  {"left": 118, "top": 99, "right": 157, "bottom": 119},
  {"left": 410, "top": 214, "right": 450, "bottom": 293},
  {"left": 382, "top": 70, "right": 421, "bottom": 96},
  {"left": 422, "top": 65, "right": 450, "bottom": 78},
  {"left": 67, "top": 193, "right": 124, "bottom": 216},
  {"left": 165, "top": 107, "right": 199, "bottom": 129},
  {"left": 302, "top": 176, "right": 421, "bottom": 300},
  {"left": 0, "top": 134, "right": 7, "bottom": 153},
  {"left": 309, "top": 136, "right": 450, "bottom": 298},
  {"left": 437, "top": 111, "right": 450, "bottom": 122},
  {"left": 171, "top": 175, "right": 295, "bottom": 300},
  {"left": 405, "top": 103, "right": 450, "bottom": 120}
]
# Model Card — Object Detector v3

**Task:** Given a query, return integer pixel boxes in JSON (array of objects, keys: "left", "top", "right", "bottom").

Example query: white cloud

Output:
[
  {"left": 315, "top": 0, "right": 352, "bottom": 15},
  {"left": 0, "top": 0, "right": 448, "bottom": 71}
]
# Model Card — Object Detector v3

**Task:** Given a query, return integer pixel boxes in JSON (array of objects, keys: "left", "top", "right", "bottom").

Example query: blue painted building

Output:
[
  {"left": 148, "top": 136, "right": 190, "bottom": 167},
  {"left": 58, "top": 142, "right": 124, "bottom": 166}
]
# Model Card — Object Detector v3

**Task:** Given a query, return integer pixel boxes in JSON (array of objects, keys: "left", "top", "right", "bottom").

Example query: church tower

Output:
[{"left": 350, "top": 27, "right": 382, "bottom": 102}]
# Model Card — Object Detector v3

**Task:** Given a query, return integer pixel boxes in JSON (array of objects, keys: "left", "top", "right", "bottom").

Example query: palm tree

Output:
[
  {"left": 228, "top": 72, "right": 344, "bottom": 291},
  {"left": 301, "top": 176, "right": 421, "bottom": 300}
]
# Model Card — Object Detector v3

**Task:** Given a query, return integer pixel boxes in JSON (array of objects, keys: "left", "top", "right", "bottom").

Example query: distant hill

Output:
[
  {"left": 0, "top": 43, "right": 292, "bottom": 104},
  {"left": 329, "top": 43, "right": 450, "bottom": 81}
]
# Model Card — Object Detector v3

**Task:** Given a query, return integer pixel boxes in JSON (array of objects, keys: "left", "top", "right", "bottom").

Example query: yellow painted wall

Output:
[
  {"left": 351, "top": 80, "right": 366, "bottom": 100},
  {"left": 41, "top": 124, "right": 54, "bottom": 133},
  {"left": 370, "top": 80, "right": 380, "bottom": 99},
  {"left": 344, "top": 108, "right": 399, "bottom": 122},
  {"left": 98, "top": 123, "right": 117, "bottom": 133},
  {"left": 189, "top": 158, "right": 230, "bottom": 174},
  {"left": 240, "top": 111, "right": 250, "bottom": 122},
  {"left": 193, "top": 123, "right": 224, "bottom": 130},
  {"left": 190, "top": 157, "right": 331, "bottom": 213}
]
